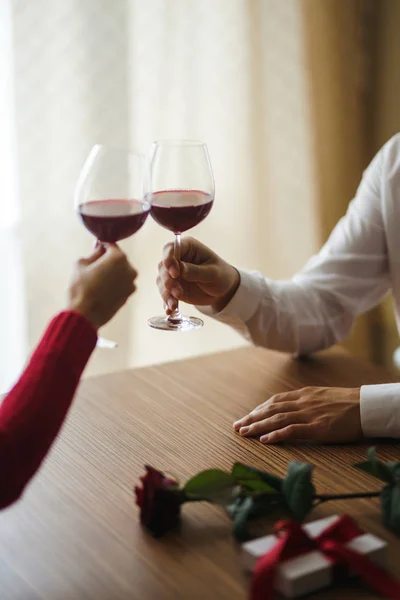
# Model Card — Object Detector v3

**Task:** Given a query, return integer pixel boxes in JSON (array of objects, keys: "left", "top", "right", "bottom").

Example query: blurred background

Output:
[{"left": 1, "top": 0, "right": 400, "bottom": 392}]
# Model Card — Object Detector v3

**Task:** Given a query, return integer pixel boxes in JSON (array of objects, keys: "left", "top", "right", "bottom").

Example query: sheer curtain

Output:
[
  {"left": 0, "top": 0, "right": 26, "bottom": 391},
  {"left": 128, "top": 0, "right": 318, "bottom": 367},
  {"left": 2, "top": 0, "right": 318, "bottom": 383}
]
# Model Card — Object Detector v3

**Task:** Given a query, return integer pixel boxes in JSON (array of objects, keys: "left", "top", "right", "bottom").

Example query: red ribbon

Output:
[{"left": 251, "top": 515, "right": 400, "bottom": 600}]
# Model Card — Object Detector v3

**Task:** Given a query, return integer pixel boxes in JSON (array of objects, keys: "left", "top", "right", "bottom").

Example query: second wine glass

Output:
[{"left": 147, "top": 140, "right": 215, "bottom": 331}]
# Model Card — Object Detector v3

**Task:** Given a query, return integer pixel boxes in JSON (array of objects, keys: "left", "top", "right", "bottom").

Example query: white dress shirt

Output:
[{"left": 199, "top": 133, "right": 400, "bottom": 438}]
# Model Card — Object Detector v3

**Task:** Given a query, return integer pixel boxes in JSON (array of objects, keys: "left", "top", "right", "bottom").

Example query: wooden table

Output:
[{"left": 1, "top": 347, "right": 400, "bottom": 600}]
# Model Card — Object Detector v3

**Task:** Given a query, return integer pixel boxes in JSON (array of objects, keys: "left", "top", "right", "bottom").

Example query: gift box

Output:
[{"left": 242, "top": 515, "right": 387, "bottom": 598}]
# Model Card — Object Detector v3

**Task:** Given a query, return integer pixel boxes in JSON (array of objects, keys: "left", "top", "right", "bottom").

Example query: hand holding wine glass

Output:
[
  {"left": 148, "top": 140, "right": 215, "bottom": 331},
  {"left": 68, "top": 244, "right": 137, "bottom": 330},
  {"left": 157, "top": 237, "right": 240, "bottom": 313}
]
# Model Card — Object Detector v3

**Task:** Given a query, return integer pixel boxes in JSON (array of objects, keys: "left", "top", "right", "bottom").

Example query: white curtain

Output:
[
  {"left": 2, "top": 0, "right": 318, "bottom": 383},
  {"left": 0, "top": 0, "right": 26, "bottom": 391}
]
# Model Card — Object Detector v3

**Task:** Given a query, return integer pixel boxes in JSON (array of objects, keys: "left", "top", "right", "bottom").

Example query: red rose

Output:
[{"left": 134, "top": 466, "right": 182, "bottom": 537}]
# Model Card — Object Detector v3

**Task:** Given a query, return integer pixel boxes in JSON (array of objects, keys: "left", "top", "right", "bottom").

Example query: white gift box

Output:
[{"left": 241, "top": 515, "right": 387, "bottom": 598}]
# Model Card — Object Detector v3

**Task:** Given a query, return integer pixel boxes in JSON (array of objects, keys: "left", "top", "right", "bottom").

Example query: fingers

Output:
[
  {"left": 157, "top": 260, "right": 182, "bottom": 311},
  {"left": 159, "top": 255, "right": 215, "bottom": 303},
  {"left": 157, "top": 274, "right": 178, "bottom": 311},
  {"left": 158, "top": 262, "right": 183, "bottom": 296},
  {"left": 260, "top": 424, "right": 315, "bottom": 444},
  {"left": 80, "top": 243, "right": 128, "bottom": 269},
  {"left": 103, "top": 243, "right": 127, "bottom": 262},
  {"left": 69, "top": 243, "right": 138, "bottom": 329},
  {"left": 237, "top": 408, "right": 306, "bottom": 438},
  {"left": 158, "top": 237, "right": 218, "bottom": 315},
  {"left": 96, "top": 246, "right": 138, "bottom": 303},
  {"left": 232, "top": 387, "right": 334, "bottom": 444},
  {"left": 162, "top": 237, "right": 215, "bottom": 279},
  {"left": 180, "top": 261, "right": 216, "bottom": 284},
  {"left": 233, "top": 391, "right": 300, "bottom": 431},
  {"left": 78, "top": 244, "right": 106, "bottom": 266},
  {"left": 101, "top": 245, "right": 137, "bottom": 276},
  {"left": 163, "top": 243, "right": 180, "bottom": 278}
]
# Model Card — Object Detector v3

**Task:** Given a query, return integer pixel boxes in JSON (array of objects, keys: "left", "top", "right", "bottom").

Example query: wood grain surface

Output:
[{"left": 1, "top": 347, "right": 400, "bottom": 600}]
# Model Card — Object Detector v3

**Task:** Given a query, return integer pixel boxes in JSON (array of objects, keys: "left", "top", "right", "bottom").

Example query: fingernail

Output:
[
  {"left": 240, "top": 426, "right": 250, "bottom": 435},
  {"left": 233, "top": 420, "right": 242, "bottom": 429},
  {"left": 167, "top": 298, "right": 176, "bottom": 310},
  {"left": 260, "top": 435, "right": 269, "bottom": 443}
]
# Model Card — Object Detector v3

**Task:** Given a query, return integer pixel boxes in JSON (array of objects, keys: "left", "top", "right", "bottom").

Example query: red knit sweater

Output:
[{"left": 0, "top": 311, "right": 97, "bottom": 509}]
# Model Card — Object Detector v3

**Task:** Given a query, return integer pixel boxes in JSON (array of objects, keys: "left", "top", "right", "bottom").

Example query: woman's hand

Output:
[{"left": 68, "top": 244, "right": 137, "bottom": 329}]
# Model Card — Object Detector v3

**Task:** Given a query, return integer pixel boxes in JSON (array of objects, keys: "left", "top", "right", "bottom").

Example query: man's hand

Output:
[
  {"left": 68, "top": 244, "right": 137, "bottom": 330},
  {"left": 157, "top": 237, "right": 240, "bottom": 313},
  {"left": 233, "top": 386, "right": 362, "bottom": 444}
]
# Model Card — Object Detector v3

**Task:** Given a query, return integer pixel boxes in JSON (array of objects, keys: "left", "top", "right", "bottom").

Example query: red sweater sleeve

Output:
[{"left": 0, "top": 311, "right": 97, "bottom": 509}]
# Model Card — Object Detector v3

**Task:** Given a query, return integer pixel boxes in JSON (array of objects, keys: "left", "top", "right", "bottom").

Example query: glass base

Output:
[
  {"left": 97, "top": 336, "right": 118, "bottom": 349},
  {"left": 147, "top": 314, "right": 204, "bottom": 331}
]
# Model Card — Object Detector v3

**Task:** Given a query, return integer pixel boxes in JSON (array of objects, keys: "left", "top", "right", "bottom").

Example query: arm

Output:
[
  {"left": 0, "top": 311, "right": 96, "bottom": 509},
  {"left": 201, "top": 147, "right": 389, "bottom": 354},
  {"left": 228, "top": 146, "right": 400, "bottom": 441},
  {"left": 225, "top": 145, "right": 400, "bottom": 440},
  {"left": 157, "top": 138, "right": 400, "bottom": 442},
  {"left": 0, "top": 244, "right": 137, "bottom": 509}
]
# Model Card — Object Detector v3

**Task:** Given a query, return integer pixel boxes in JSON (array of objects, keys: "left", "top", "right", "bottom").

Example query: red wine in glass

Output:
[
  {"left": 79, "top": 199, "right": 150, "bottom": 243},
  {"left": 150, "top": 190, "right": 213, "bottom": 233}
]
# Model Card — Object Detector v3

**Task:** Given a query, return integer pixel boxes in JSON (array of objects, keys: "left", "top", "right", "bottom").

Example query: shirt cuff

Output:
[
  {"left": 197, "top": 268, "right": 265, "bottom": 323},
  {"left": 360, "top": 383, "right": 400, "bottom": 438}
]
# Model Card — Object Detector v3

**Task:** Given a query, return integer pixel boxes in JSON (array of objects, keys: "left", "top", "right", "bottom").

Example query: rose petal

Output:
[
  {"left": 136, "top": 466, "right": 182, "bottom": 536},
  {"left": 134, "top": 486, "right": 143, "bottom": 507}
]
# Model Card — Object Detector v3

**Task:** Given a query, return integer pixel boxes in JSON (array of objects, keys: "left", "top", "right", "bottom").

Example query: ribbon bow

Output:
[{"left": 251, "top": 515, "right": 400, "bottom": 599}]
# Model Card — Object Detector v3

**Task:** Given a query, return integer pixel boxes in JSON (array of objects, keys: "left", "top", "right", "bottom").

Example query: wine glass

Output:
[
  {"left": 147, "top": 139, "right": 215, "bottom": 331},
  {"left": 75, "top": 144, "right": 150, "bottom": 348}
]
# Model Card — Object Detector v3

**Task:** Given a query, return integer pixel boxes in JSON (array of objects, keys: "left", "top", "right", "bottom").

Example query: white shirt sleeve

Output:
[
  {"left": 197, "top": 144, "right": 399, "bottom": 438},
  {"left": 360, "top": 384, "right": 400, "bottom": 438}
]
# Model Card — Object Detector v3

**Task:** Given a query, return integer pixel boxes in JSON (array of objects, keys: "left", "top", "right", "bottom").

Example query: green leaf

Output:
[
  {"left": 231, "top": 463, "right": 276, "bottom": 495},
  {"left": 259, "top": 472, "right": 283, "bottom": 493},
  {"left": 231, "top": 463, "right": 282, "bottom": 493},
  {"left": 282, "top": 461, "right": 315, "bottom": 521},
  {"left": 353, "top": 447, "right": 394, "bottom": 484},
  {"left": 231, "top": 496, "right": 255, "bottom": 542},
  {"left": 184, "top": 469, "right": 237, "bottom": 504},
  {"left": 381, "top": 484, "right": 400, "bottom": 535}
]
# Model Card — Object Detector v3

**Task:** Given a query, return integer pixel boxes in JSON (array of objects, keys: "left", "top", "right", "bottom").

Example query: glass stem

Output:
[{"left": 167, "top": 233, "right": 183, "bottom": 324}]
